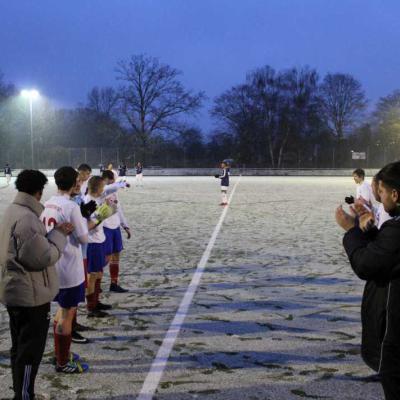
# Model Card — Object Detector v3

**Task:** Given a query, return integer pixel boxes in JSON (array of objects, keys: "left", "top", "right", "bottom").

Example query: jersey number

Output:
[{"left": 42, "top": 217, "right": 57, "bottom": 229}]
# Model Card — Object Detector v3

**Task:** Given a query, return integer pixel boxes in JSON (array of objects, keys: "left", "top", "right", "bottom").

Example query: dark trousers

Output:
[
  {"left": 381, "top": 375, "right": 400, "bottom": 400},
  {"left": 7, "top": 303, "right": 50, "bottom": 400}
]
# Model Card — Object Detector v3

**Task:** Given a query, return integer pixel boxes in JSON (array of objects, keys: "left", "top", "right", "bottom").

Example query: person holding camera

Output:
[{"left": 336, "top": 162, "right": 400, "bottom": 400}]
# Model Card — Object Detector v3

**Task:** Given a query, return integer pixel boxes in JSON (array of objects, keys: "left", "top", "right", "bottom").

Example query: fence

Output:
[
  {"left": 0, "top": 145, "right": 393, "bottom": 170},
  {"left": 0, "top": 147, "right": 122, "bottom": 170}
]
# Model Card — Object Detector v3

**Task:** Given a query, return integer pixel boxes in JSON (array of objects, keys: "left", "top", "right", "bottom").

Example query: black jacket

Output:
[{"left": 343, "top": 217, "right": 400, "bottom": 376}]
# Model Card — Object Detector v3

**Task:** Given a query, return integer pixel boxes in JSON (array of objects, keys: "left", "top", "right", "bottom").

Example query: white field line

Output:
[{"left": 137, "top": 177, "right": 241, "bottom": 400}]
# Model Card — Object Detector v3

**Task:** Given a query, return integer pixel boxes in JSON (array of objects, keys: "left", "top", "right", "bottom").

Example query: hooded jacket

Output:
[
  {"left": 0, "top": 192, "right": 67, "bottom": 307},
  {"left": 343, "top": 216, "right": 400, "bottom": 377}
]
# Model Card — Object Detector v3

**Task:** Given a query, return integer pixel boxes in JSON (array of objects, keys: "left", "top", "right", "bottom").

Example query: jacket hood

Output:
[{"left": 12, "top": 192, "right": 44, "bottom": 218}]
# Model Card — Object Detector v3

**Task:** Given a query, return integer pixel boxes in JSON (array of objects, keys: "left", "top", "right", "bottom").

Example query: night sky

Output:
[{"left": 1, "top": 0, "right": 399, "bottom": 131}]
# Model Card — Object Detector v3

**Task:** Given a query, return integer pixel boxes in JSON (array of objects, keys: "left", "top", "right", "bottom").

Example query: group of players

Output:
[
  {"left": 1, "top": 159, "right": 229, "bottom": 377},
  {"left": 40, "top": 163, "right": 135, "bottom": 374}
]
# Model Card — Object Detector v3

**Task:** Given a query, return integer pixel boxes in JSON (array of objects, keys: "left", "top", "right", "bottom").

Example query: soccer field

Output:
[{"left": 0, "top": 176, "right": 383, "bottom": 400}]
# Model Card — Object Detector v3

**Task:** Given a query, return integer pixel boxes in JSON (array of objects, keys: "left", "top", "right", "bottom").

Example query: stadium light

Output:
[{"left": 21, "top": 89, "right": 40, "bottom": 168}]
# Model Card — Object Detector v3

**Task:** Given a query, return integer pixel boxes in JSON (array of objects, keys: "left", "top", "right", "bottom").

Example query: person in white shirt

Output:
[
  {"left": 352, "top": 168, "right": 373, "bottom": 206},
  {"left": 371, "top": 175, "right": 392, "bottom": 229},
  {"left": 83, "top": 176, "right": 117, "bottom": 318},
  {"left": 136, "top": 162, "right": 143, "bottom": 186},
  {"left": 41, "top": 167, "right": 89, "bottom": 374},
  {"left": 77, "top": 163, "right": 92, "bottom": 196},
  {"left": 106, "top": 163, "right": 119, "bottom": 181},
  {"left": 101, "top": 170, "right": 131, "bottom": 293}
]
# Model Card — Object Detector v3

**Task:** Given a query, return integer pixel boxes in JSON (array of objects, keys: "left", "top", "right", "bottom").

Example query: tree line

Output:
[{"left": 0, "top": 55, "right": 399, "bottom": 169}]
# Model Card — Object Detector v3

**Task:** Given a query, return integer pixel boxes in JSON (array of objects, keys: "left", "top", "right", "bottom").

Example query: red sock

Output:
[
  {"left": 54, "top": 331, "right": 72, "bottom": 366},
  {"left": 95, "top": 278, "right": 102, "bottom": 305},
  {"left": 109, "top": 262, "right": 119, "bottom": 284},
  {"left": 83, "top": 259, "right": 88, "bottom": 288},
  {"left": 86, "top": 293, "right": 96, "bottom": 311},
  {"left": 53, "top": 321, "right": 58, "bottom": 355}
]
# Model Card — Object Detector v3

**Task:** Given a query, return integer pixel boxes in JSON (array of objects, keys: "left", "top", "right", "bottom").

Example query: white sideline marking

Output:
[{"left": 137, "top": 178, "right": 241, "bottom": 400}]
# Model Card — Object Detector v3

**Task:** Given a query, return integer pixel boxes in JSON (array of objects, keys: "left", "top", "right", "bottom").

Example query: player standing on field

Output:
[
  {"left": 215, "top": 161, "right": 230, "bottom": 206},
  {"left": 102, "top": 170, "right": 131, "bottom": 292},
  {"left": 4, "top": 163, "right": 12, "bottom": 185},
  {"left": 352, "top": 168, "right": 373, "bottom": 206},
  {"left": 106, "top": 163, "right": 119, "bottom": 181},
  {"left": 84, "top": 176, "right": 116, "bottom": 318},
  {"left": 78, "top": 163, "right": 92, "bottom": 197},
  {"left": 118, "top": 164, "right": 127, "bottom": 177},
  {"left": 136, "top": 162, "right": 143, "bottom": 186},
  {"left": 41, "top": 167, "right": 90, "bottom": 373}
]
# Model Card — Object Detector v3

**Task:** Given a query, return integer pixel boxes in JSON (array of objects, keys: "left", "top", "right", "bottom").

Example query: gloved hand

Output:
[
  {"left": 93, "top": 202, "right": 117, "bottom": 225},
  {"left": 123, "top": 226, "right": 131, "bottom": 239},
  {"left": 214, "top": 174, "right": 220, "bottom": 178},
  {"left": 80, "top": 200, "right": 97, "bottom": 219},
  {"left": 345, "top": 195, "right": 355, "bottom": 205}
]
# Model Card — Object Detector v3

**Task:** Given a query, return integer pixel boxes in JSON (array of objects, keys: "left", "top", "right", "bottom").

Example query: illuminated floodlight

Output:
[
  {"left": 20, "top": 88, "right": 40, "bottom": 168},
  {"left": 21, "top": 89, "right": 40, "bottom": 99}
]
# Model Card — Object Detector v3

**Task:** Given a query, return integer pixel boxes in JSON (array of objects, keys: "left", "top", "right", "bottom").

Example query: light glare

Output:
[{"left": 21, "top": 89, "right": 40, "bottom": 99}]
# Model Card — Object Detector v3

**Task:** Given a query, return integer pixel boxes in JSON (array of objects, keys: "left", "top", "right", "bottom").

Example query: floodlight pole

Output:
[{"left": 29, "top": 97, "right": 34, "bottom": 169}]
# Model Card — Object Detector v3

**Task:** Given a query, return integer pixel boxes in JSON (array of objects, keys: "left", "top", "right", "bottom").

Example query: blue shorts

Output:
[
  {"left": 54, "top": 282, "right": 85, "bottom": 308},
  {"left": 104, "top": 227, "right": 124, "bottom": 255},
  {"left": 87, "top": 242, "right": 107, "bottom": 273}
]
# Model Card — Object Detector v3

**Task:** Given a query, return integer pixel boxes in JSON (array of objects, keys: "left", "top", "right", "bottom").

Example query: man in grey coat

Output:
[{"left": 0, "top": 170, "right": 73, "bottom": 400}]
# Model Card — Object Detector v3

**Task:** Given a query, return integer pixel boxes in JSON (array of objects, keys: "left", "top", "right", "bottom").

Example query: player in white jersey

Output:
[
  {"left": 83, "top": 176, "right": 117, "bottom": 317},
  {"left": 106, "top": 163, "right": 119, "bottom": 181},
  {"left": 136, "top": 162, "right": 143, "bottom": 186},
  {"left": 352, "top": 168, "right": 373, "bottom": 206},
  {"left": 102, "top": 170, "right": 131, "bottom": 292},
  {"left": 41, "top": 167, "right": 89, "bottom": 374},
  {"left": 78, "top": 163, "right": 92, "bottom": 196}
]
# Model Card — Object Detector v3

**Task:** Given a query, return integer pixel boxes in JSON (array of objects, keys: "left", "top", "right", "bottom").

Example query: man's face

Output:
[
  {"left": 378, "top": 181, "right": 399, "bottom": 214},
  {"left": 72, "top": 177, "right": 82, "bottom": 196},
  {"left": 353, "top": 174, "right": 363, "bottom": 184},
  {"left": 79, "top": 170, "right": 91, "bottom": 182}
]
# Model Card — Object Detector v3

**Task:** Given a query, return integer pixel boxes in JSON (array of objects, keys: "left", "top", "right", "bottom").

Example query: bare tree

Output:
[
  {"left": 319, "top": 73, "right": 367, "bottom": 139},
  {"left": 212, "top": 66, "right": 321, "bottom": 167},
  {"left": 115, "top": 54, "right": 205, "bottom": 159},
  {"left": 87, "top": 86, "right": 119, "bottom": 117}
]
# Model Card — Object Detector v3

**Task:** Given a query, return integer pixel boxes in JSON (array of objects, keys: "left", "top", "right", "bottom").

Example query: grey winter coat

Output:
[{"left": 0, "top": 192, "right": 67, "bottom": 307}]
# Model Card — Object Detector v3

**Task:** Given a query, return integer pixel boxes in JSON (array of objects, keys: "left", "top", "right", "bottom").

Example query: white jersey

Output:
[
  {"left": 103, "top": 191, "right": 129, "bottom": 229},
  {"left": 80, "top": 177, "right": 91, "bottom": 196},
  {"left": 83, "top": 194, "right": 106, "bottom": 244},
  {"left": 356, "top": 181, "right": 373, "bottom": 204},
  {"left": 375, "top": 203, "right": 392, "bottom": 230},
  {"left": 41, "top": 194, "right": 88, "bottom": 289}
]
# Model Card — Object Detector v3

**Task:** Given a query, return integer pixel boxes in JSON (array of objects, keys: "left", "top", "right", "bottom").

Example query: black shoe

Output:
[
  {"left": 110, "top": 283, "right": 128, "bottom": 293},
  {"left": 87, "top": 309, "right": 110, "bottom": 318},
  {"left": 71, "top": 331, "right": 90, "bottom": 344},
  {"left": 95, "top": 302, "right": 112, "bottom": 310},
  {"left": 74, "top": 322, "right": 95, "bottom": 332}
]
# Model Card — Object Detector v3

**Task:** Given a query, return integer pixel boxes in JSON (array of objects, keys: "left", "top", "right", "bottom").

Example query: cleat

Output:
[
  {"left": 110, "top": 283, "right": 128, "bottom": 293},
  {"left": 87, "top": 309, "right": 109, "bottom": 318},
  {"left": 74, "top": 322, "right": 95, "bottom": 332},
  {"left": 95, "top": 301, "right": 112, "bottom": 310},
  {"left": 71, "top": 331, "right": 90, "bottom": 344},
  {"left": 56, "top": 360, "right": 89, "bottom": 374}
]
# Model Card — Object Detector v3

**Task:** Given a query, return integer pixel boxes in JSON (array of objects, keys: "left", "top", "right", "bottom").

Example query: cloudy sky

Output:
[{"left": 1, "top": 0, "right": 399, "bottom": 131}]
